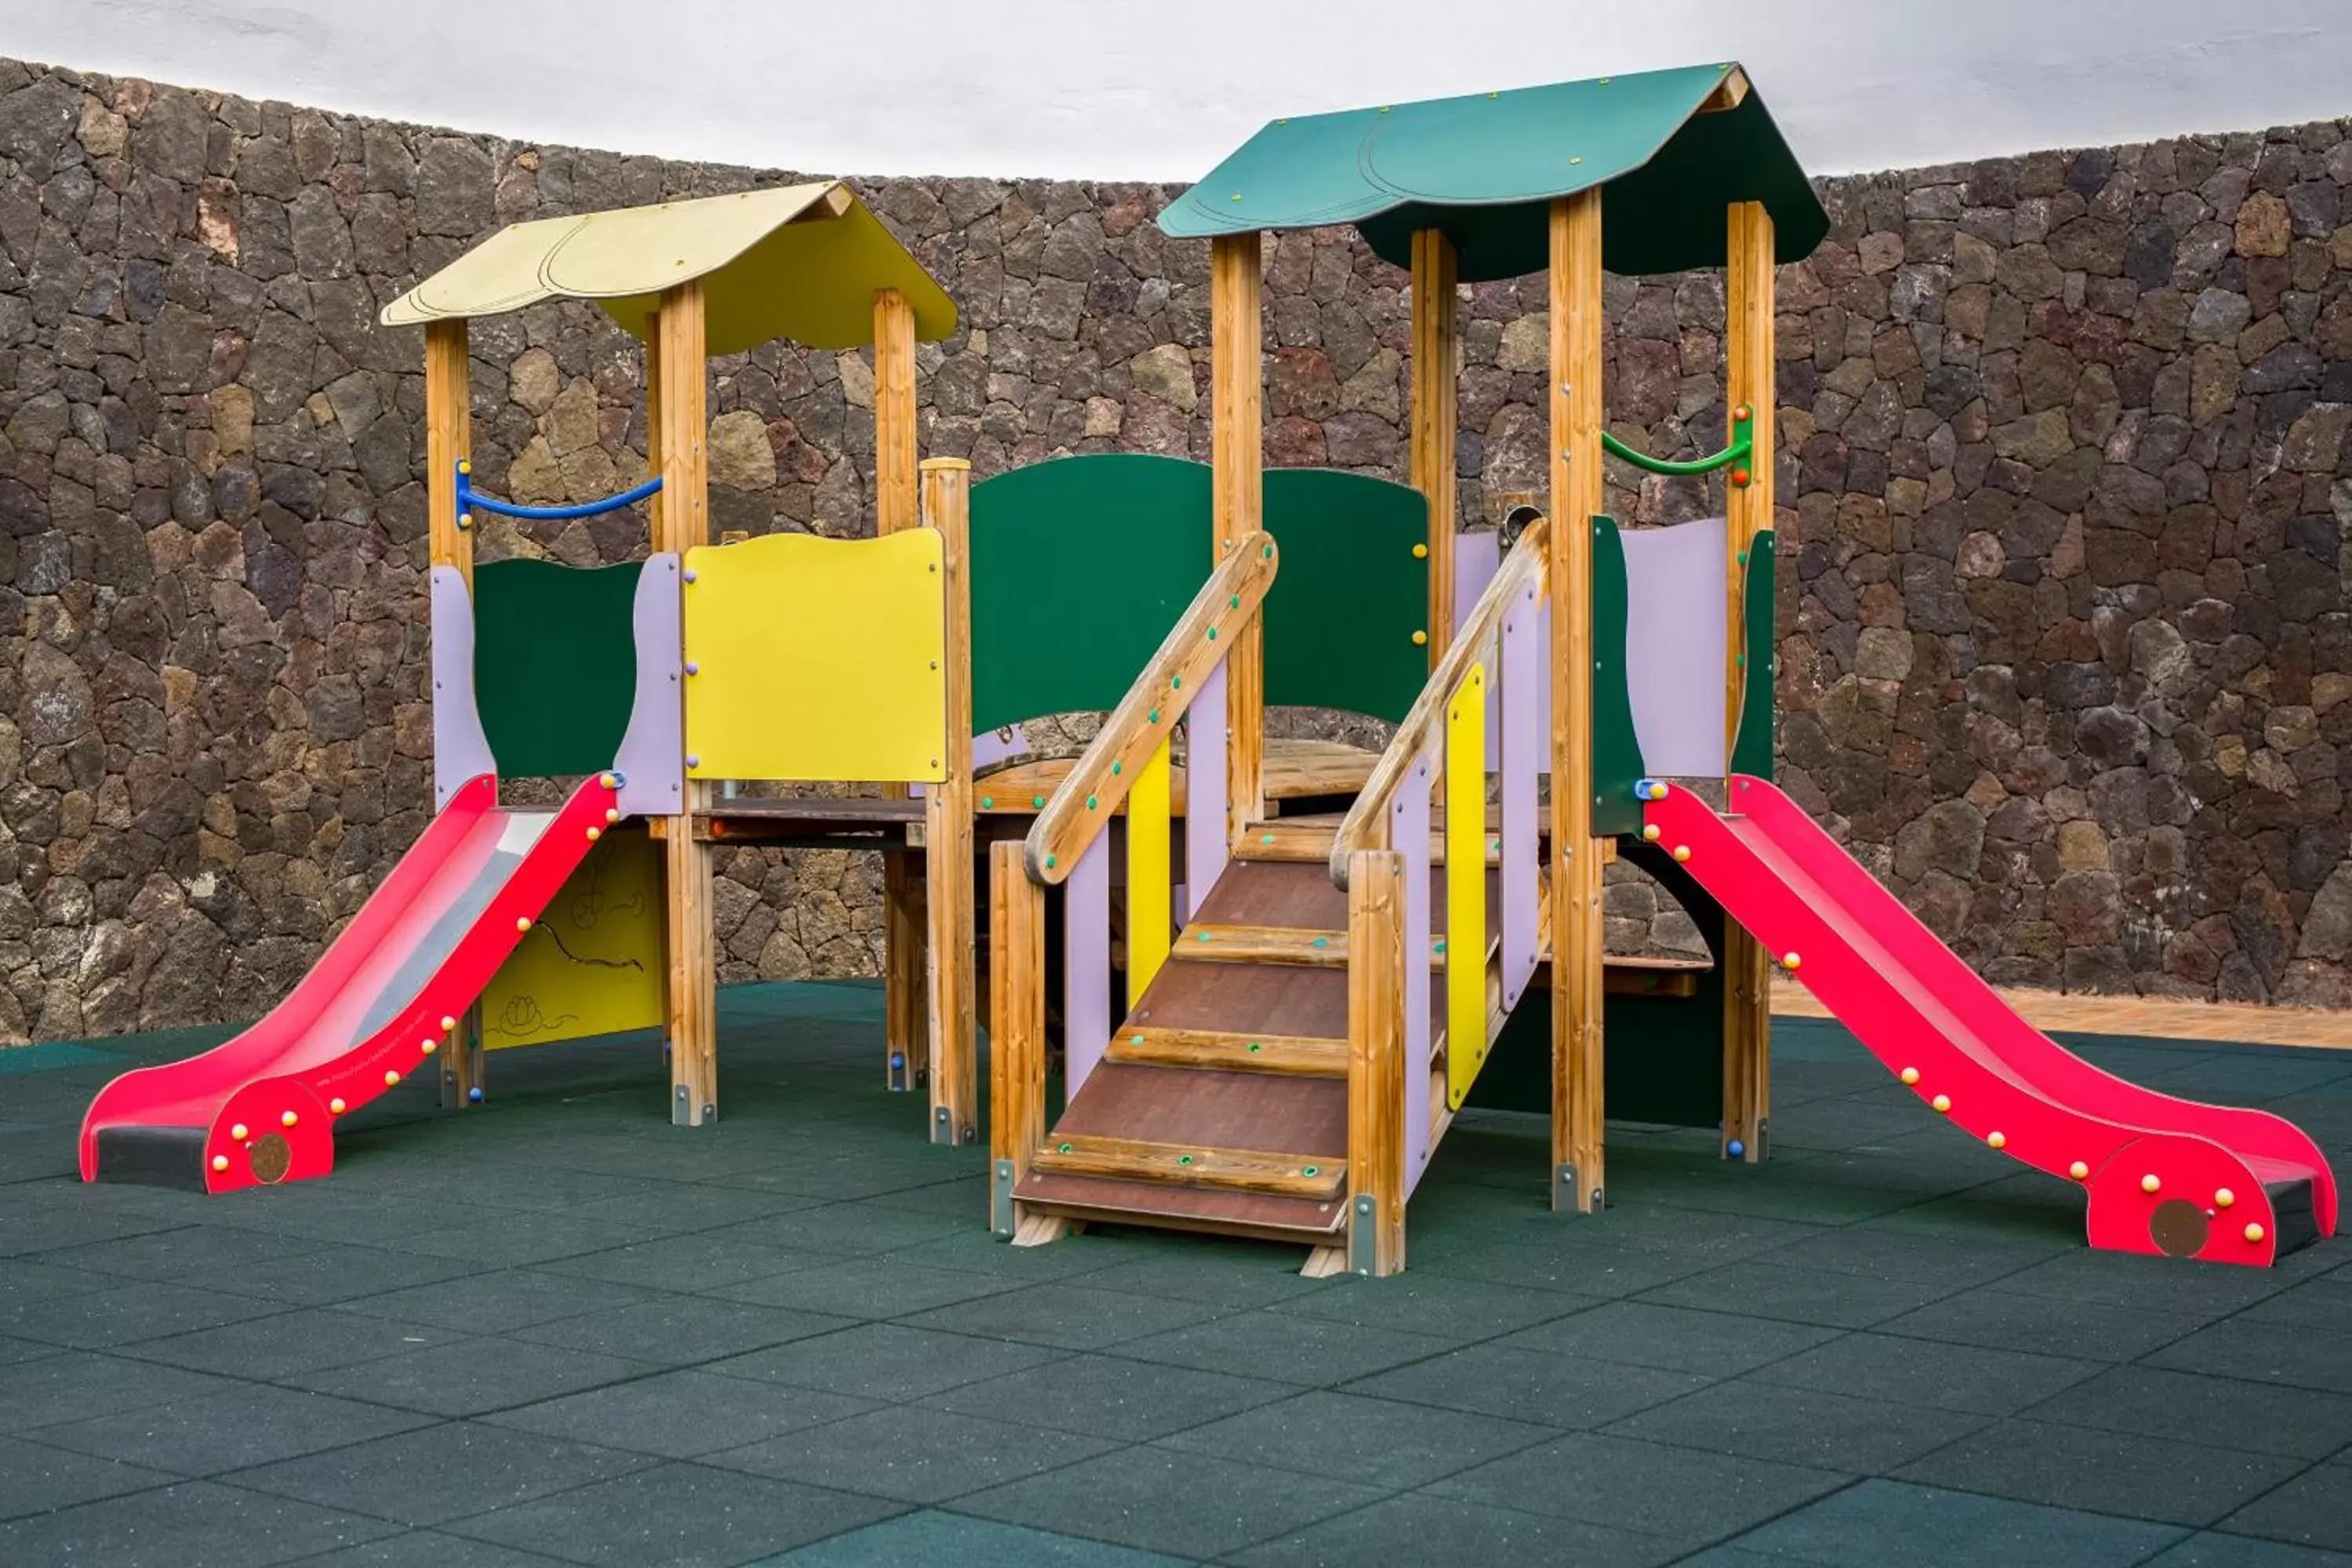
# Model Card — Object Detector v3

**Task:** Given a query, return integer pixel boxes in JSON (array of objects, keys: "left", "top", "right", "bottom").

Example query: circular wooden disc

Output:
[
  {"left": 2149, "top": 1197, "right": 2209, "bottom": 1258},
  {"left": 249, "top": 1133, "right": 292, "bottom": 1185}
]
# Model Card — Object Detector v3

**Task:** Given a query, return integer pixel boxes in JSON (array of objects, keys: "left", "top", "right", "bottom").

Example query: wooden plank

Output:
[
  {"left": 877, "top": 288, "right": 924, "bottom": 1098},
  {"left": 1410, "top": 228, "right": 1458, "bottom": 665},
  {"left": 989, "top": 840, "right": 1047, "bottom": 1236},
  {"left": 1052, "top": 1057, "right": 1345, "bottom": 1153},
  {"left": 975, "top": 739, "right": 1374, "bottom": 815},
  {"left": 873, "top": 289, "right": 918, "bottom": 536},
  {"left": 1025, "top": 534, "right": 1277, "bottom": 883},
  {"left": 1107, "top": 1026, "right": 1347, "bottom": 1077},
  {"left": 1012, "top": 1177, "right": 1344, "bottom": 1240},
  {"left": 1031, "top": 1133, "right": 1345, "bottom": 1200},
  {"left": 1444, "top": 665, "right": 1488, "bottom": 1109},
  {"left": 1181, "top": 924, "right": 1348, "bottom": 967},
  {"left": 1722, "top": 199, "right": 1777, "bottom": 1164},
  {"left": 924, "top": 457, "right": 976, "bottom": 1144},
  {"left": 423, "top": 318, "right": 482, "bottom": 1110},
  {"left": 1550, "top": 190, "right": 1606, "bottom": 1212},
  {"left": 1211, "top": 231, "right": 1265, "bottom": 845},
  {"left": 1700, "top": 66, "right": 1752, "bottom": 113},
  {"left": 651, "top": 282, "right": 717, "bottom": 1127},
  {"left": 1127, "top": 736, "right": 1173, "bottom": 1007},
  {"left": 1346, "top": 848, "right": 1406, "bottom": 1276}
]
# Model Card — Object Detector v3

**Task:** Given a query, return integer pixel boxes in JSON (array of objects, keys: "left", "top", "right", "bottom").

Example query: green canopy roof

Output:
[{"left": 1159, "top": 64, "right": 1827, "bottom": 281}]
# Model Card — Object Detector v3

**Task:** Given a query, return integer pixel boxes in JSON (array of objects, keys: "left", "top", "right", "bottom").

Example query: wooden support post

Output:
[
  {"left": 922, "top": 457, "right": 977, "bottom": 1145},
  {"left": 874, "top": 288, "right": 929, "bottom": 1098},
  {"left": 1410, "top": 228, "right": 1459, "bottom": 664},
  {"left": 1345, "top": 848, "right": 1406, "bottom": 1276},
  {"left": 1210, "top": 232, "right": 1265, "bottom": 847},
  {"left": 652, "top": 281, "right": 717, "bottom": 1127},
  {"left": 424, "top": 318, "right": 488, "bottom": 1110},
  {"left": 989, "top": 840, "right": 1047, "bottom": 1238},
  {"left": 1548, "top": 191, "right": 1607, "bottom": 1214},
  {"left": 1722, "top": 201, "right": 1777, "bottom": 1164}
]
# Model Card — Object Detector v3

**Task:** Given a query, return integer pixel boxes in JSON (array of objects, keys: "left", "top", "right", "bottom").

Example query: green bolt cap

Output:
[
  {"left": 1058, "top": 1142, "right": 1072, "bottom": 1153},
  {"left": 1171, "top": 673, "right": 1182, "bottom": 690},
  {"left": 1087, "top": 794, "right": 1098, "bottom": 811},
  {"left": 980, "top": 796, "right": 993, "bottom": 809},
  {"left": 1178, "top": 1154, "right": 1195, "bottom": 1165},
  {"left": 1033, "top": 795, "right": 1046, "bottom": 808},
  {"left": 1229, "top": 594, "right": 1240, "bottom": 609},
  {"left": 1207, "top": 627, "right": 1217, "bottom": 641},
  {"left": 1148, "top": 708, "right": 1160, "bottom": 724},
  {"left": 1312, "top": 936, "right": 1329, "bottom": 949},
  {"left": 1111, "top": 760, "right": 1122, "bottom": 775},
  {"left": 1045, "top": 854, "right": 1056, "bottom": 868},
  {"left": 1302, "top": 1165, "right": 1319, "bottom": 1177}
]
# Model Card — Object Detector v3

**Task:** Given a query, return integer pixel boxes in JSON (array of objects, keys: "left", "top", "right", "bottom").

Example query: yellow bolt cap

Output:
[
  {"left": 281, "top": 1110, "right": 298, "bottom": 1127},
  {"left": 1987, "top": 1131, "right": 2006, "bottom": 1149},
  {"left": 2245, "top": 1222, "right": 2265, "bottom": 1244},
  {"left": 1899, "top": 1067, "right": 1919, "bottom": 1086},
  {"left": 1931, "top": 1094, "right": 1951, "bottom": 1114},
  {"left": 2141, "top": 1174, "right": 2161, "bottom": 1194},
  {"left": 2214, "top": 1187, "right": 2234, "bottom": 1208},
  {"left": 1782, "top": 952, "right": 1802, "bottom": 971},
  {"left": 586, "top": 826, "right": 601, "bottom": 840},
  {"left": 230, "top": 1123, "right": 249, "bottom": 1142},
  {"left": 606, "top": 808, "right": 621, "bottom": 824},
  {"left": 329, "top": 1098, "right": 347, "bottom": 1115},
  {"left": 1642, "top": 825, "right": 1661, "bottom": 841},
  {"left": 1672, "top": 845, "right": 1691, "bottom": 862},
  {"left": 385, "top": 1069, "right": 401, "bottom": 1087},
  {"left": 1411, "top": 630, "right": 1428, "bottom": 645},
  {"left": 1412, "top": 543, "right": 1428, "bottom": 558},
  {"left": 2069, "top": 1160, "right": 2090, "bottom": 1181},
  {"left": 421, "top": 1038, "right": 437, "bottom": 1054},
  {"left": 441, "top": 1016, "right": 457, "bottom": 1032},
  {"left": 514, "top": 916, "right": 531, "bottom": 932},
  {"left": 211, "top": 1154, "right": 229, "bottom": 1172}
]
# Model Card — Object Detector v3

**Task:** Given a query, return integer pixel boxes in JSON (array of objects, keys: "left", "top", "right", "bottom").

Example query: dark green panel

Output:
[
  {"left": 472, "top": 557, "right": 644, "bottom": 779},
  {"left": 1465, "top": 841, "right": 1725, "bottom": 1131},
  {"left": 1589, "top": 515, "right": 1647, "bottom": 837},
  {"left": 1732, "top": 528, "right": 1776, "bottom": 780},
  {"left": 969, "top": 455, "right": 1214, "bottom": 735},
  {"left": 1261, "top": 469, "right": 1428, "bottom": 725}
]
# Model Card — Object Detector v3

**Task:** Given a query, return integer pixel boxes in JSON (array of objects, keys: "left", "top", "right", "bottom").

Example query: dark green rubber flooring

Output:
[{"left": 1, "top": 983, "right": 2348, "bottom": 1566}]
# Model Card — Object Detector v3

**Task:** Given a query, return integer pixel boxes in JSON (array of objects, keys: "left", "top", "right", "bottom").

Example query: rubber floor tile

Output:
[
  {"left": 2219, "top": 1462, "right": 2352, "bottom": 1552},
  {"left": 1603, "top": 1380, "right": 1989, "bottom": 1473},
  {"left": 441, "top": 1461, "right": 904, "bottom": 1568},
  {"left": 765, "top": 1509, "right": 1189, "bottom": 1566},
  {"left": 230, "top": 1419, "right": 649, "bottom": 1526},
  {"left": 956, "top": 1445, "right": 1385, "bottom": 1561},
  {"left": 0, "top": 1432, "right": 175, "bottom": 1520},
  {"left": 1635, "top": 1258, "right": 1965, "bottom": 1329},
  {"left": 1265, "top": 1270, "right": 1592, "bottom": 1339},
  {"left": 1429, "top": 1430, "right": 1850, "bottom": 1542},
  {"left": 2148, "top": 1317, "right": 2352, "bottom": 1395},
  {"left": 1343, "top": 1342, "right": 1710, "bottom": 1429},
  {"left": 924, "top": 1352, "right": 1292, "bottom": 1442},
  {"left": 1745, "top": 1330, "right": 2103, "bottom": 1416},
  {"left": 276, "top": 1530, "right": 577, "bottom": 1566},
  {"left": 0, "top": 1348, "right": 238, "bottom": 1433},
  {"left": 1896, "top": 1418, "right": 2307, "bottom": 1527},
  {"left": 706, "top": 1323, "right": 1059, "bottom": 1402},
  {"left": 179, "top": 1243, "right": 481, "bottom": 1306},
  {"left": 1495, "top": 1298, "right": 1842, "bottom": 1375},
  {"left": 2024, "top": 1365, "right": 2352, "bottom": 1460},
  {"left": 0, "top": 1276, "right": 294, "bottom": 1348},
  {"left": 2140, "top": 1532, "right": 2352, "bottom": 1566},
  {"left": 118, "top": 1304, "right": 470, "bottom": 1378},
  {"left": 533, "top": 1232, "right": 827, "bottom": 1294},
  {"left": 483, "top": 1368, "right": 874, "bottom": 1458},
  {"left": 0, "top": 1478, "right": 401, "bottom": 1568},
  {"left": 1720, "top": 1477, "right": 2184, "bottom": 1568},
  {"left": 285, "top": 1335, "right": 655, "bottom": 1417},
  {"left": 1227, "top": 1493, "right": 1680, "bottom": 1568},
  {"left": 712, "top": 1405, "right": 1118, "bottom": 1504},
  {"left": 1875, "top": 1286, "right": 2206, "bottom": 1361},
  {"left": 332, "top": 1269, "right": 660, "bottom": 1334},
  {"left": 1108, "top": 1308, "right": 1454, "bottom": 1386},
  {"left": 27, "top": 1381, "right": 434, "bottom": 1477},
  {"left": 38, "top": 1222, "right": 319, "bottom": 1282},
  {"left": 510, "top": 1297, "right": 857, "bottom": 1365},
  {"left": 897, "top": 1282, "right": 1225, "bottom": 1351},
  {"left": 1156, "top": 1389, "right": 1559, "bottom": 1490},
  {"left": 710, "top": 1257, "right": 1025, "bottom": 1319}
]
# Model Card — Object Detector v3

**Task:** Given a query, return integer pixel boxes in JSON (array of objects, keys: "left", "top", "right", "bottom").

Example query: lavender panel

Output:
[
  {"left": 1618, "top": 517, "right": 1730, "bottom": 779},
  {"left": 1499, "top": 591, "right": 1541, "bottom": 1011},
  {"left": 1062, "top": 833, "right": 1112, "bottom": 1099},
  {"left": 913, "top": 724, "right": 1029, "bottom": 799},
  {"left": 1185, "top": 660, "right": 1229, "bottom": 912},
  {"left": 1396, "top": 760, "right": 1434, "bottom": 1196},
  {"left": 614, "top": 553, "right": 685, "bottom": 819},
  {"left": 1454, "top": 531, "right": 1504, "bottom": 768},
  {"left": 430, "top": 566, "right": 497, "bottom": 811}
]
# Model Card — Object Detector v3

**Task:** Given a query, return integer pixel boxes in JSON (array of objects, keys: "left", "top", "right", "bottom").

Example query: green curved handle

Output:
[{"left": 1600, "top": 406, "right": 1755, "bottom": 477}]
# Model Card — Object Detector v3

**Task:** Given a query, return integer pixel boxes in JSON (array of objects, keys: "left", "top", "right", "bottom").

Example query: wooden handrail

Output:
[
  {"left": 1024, "top": 532, "right": 1279, "bottom": 885},
  {"left": 1330, "top": 516, "right": 1551, "bottom": 888}
]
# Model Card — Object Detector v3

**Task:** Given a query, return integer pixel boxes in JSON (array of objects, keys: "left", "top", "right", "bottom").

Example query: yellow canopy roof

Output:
[{"left": 380, "top": 182, "right": 956, "bottom": 354}]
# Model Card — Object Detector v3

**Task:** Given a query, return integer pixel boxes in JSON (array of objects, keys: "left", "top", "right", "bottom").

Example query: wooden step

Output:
[
  {"left": 1106, "top": 1027, "right": 1348, "bottom": 1077},
  {"left": 1031, "top": 1133, "right": 1345, "bottom": 1200},
  {"left": 1179, "top": 923, "right": 1482, "bottom": 969},
  {"left": 1240, "top": 811, "right": 1534, "bottom": 866}
]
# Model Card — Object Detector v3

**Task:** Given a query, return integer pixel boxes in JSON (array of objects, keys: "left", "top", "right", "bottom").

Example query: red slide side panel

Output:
[
  {"left": 78, "top": 774, "right": 623, "bottom": 1193},
  {"left": 1643, "top": 777, "right": 2334, "bottom": 1266}
]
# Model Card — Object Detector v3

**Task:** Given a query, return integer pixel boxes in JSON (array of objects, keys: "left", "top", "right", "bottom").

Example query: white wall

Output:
[{"left": 11, "top": 0, "right": 2350, "bottom": 183}]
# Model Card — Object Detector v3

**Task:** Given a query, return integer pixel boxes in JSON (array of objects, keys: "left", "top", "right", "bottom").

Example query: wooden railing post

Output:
[
  {"left": 1548, "top": 190, "right": 1606, "bottom": 1213},
  {"left": 923, "top": 456, "right": 976, "bottom": 1145},
  {"left": 876, "top": 289, "right": 928, "bottom": 1101},
  {"left": 1410, "top": 228, "right": 1458, "bottom": 663},
  {"left": 424, "top": 318, "right": 487, "bottom": 1111},
  {"left": 989, "top": 840, "right": 1046, "bottom": 1237},
  {"left": 1722, "top": 201, "right": 1777, "bottom": 1163},
  {"left": 1346, "top": 848, "right": 1406, "bottom": 1276},
  {"left": 1211, "top": 232, "right": 1265, "bottom": 844},
  {"left": 652, "top": 280, "right": 717, "bottom": 1127}
]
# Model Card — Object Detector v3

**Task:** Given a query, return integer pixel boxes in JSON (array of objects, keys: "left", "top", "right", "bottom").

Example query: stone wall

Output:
[{"left": 0, "top": 56, "right": 2346, "bottom": 1042}]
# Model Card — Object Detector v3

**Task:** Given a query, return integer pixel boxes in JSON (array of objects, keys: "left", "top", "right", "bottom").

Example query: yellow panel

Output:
[
  {"left": 483, "top": 829, "right": 664, "bottom": 1050},
  {"left": 1127, "top": 737, "right": 1173, "bottom": 1008},
  {"left": 684, "top": 530, "right": 948, "bottom": 783},
  {"left": 1445, "top": 664, "right": 1487, "bottom": 1109}
]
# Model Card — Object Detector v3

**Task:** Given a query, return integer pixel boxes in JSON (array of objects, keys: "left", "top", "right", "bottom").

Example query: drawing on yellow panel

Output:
[
  {"left": 483, "top": 828, "right": 664, "bottom": 1050},
  {"left": 682, "top": 529, "right": 948, "bottom": 783}
]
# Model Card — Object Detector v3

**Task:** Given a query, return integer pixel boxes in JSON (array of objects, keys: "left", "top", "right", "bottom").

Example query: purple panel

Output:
[
  {"left": 614, "top": 553, "right": 686, "bottom": 820},
  {"left": 1499, "top": 590, "right": 1541, "bottom": 1011},
  {"left": 430, "top": 566, "right": 497, "bottom": 811},
  {"left": 1395, "top": 759, "right": 1433, "bottom": 1196},
  {"left": 1185, "top": 660, "right": 1229, "bottom": 911},
  {"left": 913, "top": 724, "right": 1028, "bottom": 799},
  {"left": 1619, "top": 517, "right": 1730, "bottom": 779},
  {"left": 1062, "top": 833, "right": 1112, "bottom": 1100},
  {"left": 1452, "top": 531, "right": 1499, "bottom": 633}
]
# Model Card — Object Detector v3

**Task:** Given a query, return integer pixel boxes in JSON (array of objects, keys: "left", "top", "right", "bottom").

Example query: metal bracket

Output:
[
  {"left": 1346, "top": 1192, "right": 1378, "bottom": 1276},
  {"left": 1753, "top": 1117, "right": 1769, "bottom": 1163},
  {"left": 1554, "top": 1163, "right": 1579, "bottom": 1212},
  {"left": 991, "top": 1158, "right": 1017, "bottom": 1237},
  {"left": 931, "top": 1105, "right": 954, "bottom": 1145}
]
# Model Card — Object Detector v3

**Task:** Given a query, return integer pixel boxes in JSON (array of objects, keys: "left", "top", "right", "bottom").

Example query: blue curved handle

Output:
[{"left": 456, "top": 460, "right": 662, "bottom": 524}]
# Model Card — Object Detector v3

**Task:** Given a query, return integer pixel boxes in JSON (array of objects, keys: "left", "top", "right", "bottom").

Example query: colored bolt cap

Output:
[
  {"left": 1671, "top": 845, "right": 1691, "bottom": 862},
  {"left": 1032, "top": 795, "right": 1046, "bottom": 808},
  {"left": 1987, "top": 1131, "right": 2006, "bottom": 1149},
  {"left": 586, "top": 826, "right": 601, "bottom": 840},
  {"left": 599, "top": 772, "right": 616, "bottom": 789},
  {"left": 1899, "top": 1067, "right": 1920, "bottom": 1085},
  {"left": 2069, "top": 1160, "right": 2090, "bottom": 1180},
  {"left": 2141, "top": 1174, "right": 2161, "bottom": 1194},
  {"left": 1411, "top": 630, "right": 1428, "bottom": 645},
  {"left": 1147, "top": 710, "right": 1160, "bottom": 724},
  {"left": 281, "top": 1110, "right": 299, "bottom": 1127},
  {"left": 1781, "top": 951, "right": 1802, "bottom": 971},
  {"left": 385, "top": 1069, "right": 401, "bottom": 1087},
  {"left": 2214, "top": 1187, "right": 2235, "bottom": 1208},
  {"left": 1726, "top": 1139, "right": 1745, "bottom": 1157},
  {"left": 421, "top": 1037, "right": 437, "bottom": 1054},
  {"left": 515, "top": 916, "right": 531, "bottom": 932},
  {"left": 1302, "top": 1164, "right": 1320, "bottom": 1176},
  {"left": 1058, "top": 1143, "right": 1073, "bottom": 1154},
  {"left": 683, "top": 568, "right": 697, "bottom": 582},
  {"left": 1642, "top": 825, "right": 1661, "bottom": 842},
  {"left": 468, "top": 1087, "right": 484, "bottom": 1103},
  {"left": 979, "top": 797, "right": 993, "bottom": 808},
  {"left": 686, "top": 754, "right": 701, "bottom": 768},
  {"left": 230, "top": 1123, "right": 249, "bottom": 1141},
  {"left": 606, "top": 808, "right": 621, "bottom": 823},
  {"left": 1111, "top": 761, "right": 1122, "bottom": 775},
  {"left": 441, "top": 1015, "right": 457, "bottom": 1032},
  {"left": 2245, "top": 1222, "right": 2266, "bottom": 1244},
  {"left": 329, "top": 1097, "right": 347, "bottom": 1115},
  {"left": 1412, "top": 543, "right": 1428, "bottom": 558},
  {"left": 1734, "top": 404, "right": 1752, "bottom": 422},
  {"left": 1207, "top": 626, "right": 1217, "bottom": 641},
  {"left": 1044, "top": 855, "right": 1055, "bottom": 869},
  {"left": 1086, "top": 795, "right": 1098, "bottom": 811},
  {"left": 1931, "top": 1094, "right": 1951, "bottom": 1113},
  {"left": 685, "top": 661, "right": 700, "bottom": 675},
  {"left": 211, "top": 1154, "right": 229, "bottom": 1172}
]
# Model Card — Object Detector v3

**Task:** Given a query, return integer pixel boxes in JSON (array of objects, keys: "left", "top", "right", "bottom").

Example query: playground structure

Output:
[{"left": 75, "top": 65, "right": 2335, "bottom": 1270}]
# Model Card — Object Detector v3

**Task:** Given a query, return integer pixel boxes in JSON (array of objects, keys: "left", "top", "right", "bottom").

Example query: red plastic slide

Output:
[
  {"left": 80, "top": 773, "right": 622, "bottom": 1194},
  {"left": 1646, "top": 775, "right": 2336, "bottom": 1265}
]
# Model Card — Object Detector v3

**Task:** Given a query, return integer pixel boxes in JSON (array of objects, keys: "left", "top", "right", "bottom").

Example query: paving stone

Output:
[
  {"left": 27, "top": 1381, "right": 433, "bottom": 1476},
  {"left": 1722, "top": 1477, "right": 2185, "bottom": 1567},
  {"left": 1604, "top": 1379, "right": 1991, "bottom": 1473},
  {"left": 1897, "top": 1418, "right": 2307, "bottom": 1526},
  {"left": 959, "top": 1444, "right": 1386, "bottom": 1560},
  {"left": 1431, "top": 1429, "right": 1850, "bottom": 1543},
  {"left": 713, "top": 1405, "right": 1118, "bottom": 1503},
  {"left": 1748, "top": 1330, "right": 2103, "bottom": 1415},
  {"left": 443, "top": 1460, "right": 904, "bottom": 1567},
  {"left": 707, "top": 1323, "right": 1058, "bottom": 1402},
  {"left": 926, "top": 1352, "right": 1291, "bottom": 1441},
  {"left": 232, "top": 1419, "right": 648, "bottom": 1526},
  {"left": 1496, "top": 1298, "right": 1842, "bottom": 1375},
  {"left": 0, "top": 1479, "right": 401, "bottom": 1566},
  {"left": 1344, "top": 1343, "right": 1711, "bottom": 1429},
  {"left": 764, "top": 1508, "right": 1189, "bottom": 1565},
  {"left": 1156, "top": 1389, "right": 1557, "bottom": 1489}
]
